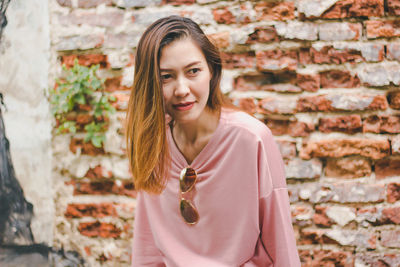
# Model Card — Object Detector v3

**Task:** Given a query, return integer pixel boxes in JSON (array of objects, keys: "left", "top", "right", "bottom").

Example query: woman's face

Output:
[{"left": 159, "top": 37, "right": 211, "bottom": 125}]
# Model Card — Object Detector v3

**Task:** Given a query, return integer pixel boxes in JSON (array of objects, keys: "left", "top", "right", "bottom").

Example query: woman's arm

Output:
[{"left": 131, "top": 192, "right": 165, "bottom": 267}]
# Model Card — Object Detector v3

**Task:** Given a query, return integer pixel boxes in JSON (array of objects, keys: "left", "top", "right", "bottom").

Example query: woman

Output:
[{"left": 126, "top": 16, "right": 300, "bottom": 266}]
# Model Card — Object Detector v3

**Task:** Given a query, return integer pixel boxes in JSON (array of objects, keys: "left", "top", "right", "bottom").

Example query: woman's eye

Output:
[
  {"left": 188, "top": 68, "right": 200, "bottom": 75},
  {"left": 161, "top": 74, "right": 172, "bottom": 81}
]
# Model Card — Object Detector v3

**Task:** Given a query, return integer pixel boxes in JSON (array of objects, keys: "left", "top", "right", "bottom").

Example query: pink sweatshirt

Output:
[{"left": 131, "top": 110, "right": 301, "bottom": 267}]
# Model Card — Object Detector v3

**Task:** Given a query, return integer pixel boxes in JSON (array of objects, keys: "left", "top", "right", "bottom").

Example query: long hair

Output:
[{"left": 126, "top": 16, "right": 225, "bottom": 194}]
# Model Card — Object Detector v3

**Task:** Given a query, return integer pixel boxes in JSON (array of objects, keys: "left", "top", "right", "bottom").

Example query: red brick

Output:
[
  {"left": 387, "top": 183, "right": 400, "bottom": 203},
  {"left": 313, "top": 250, "right": 354, "bottom": 267},
  {"left": 311, "top": 46, "right": 364, "bottom": 64},
  {"left": 208, "top": 32, "right": 230, "bottom": 49},
  {"left": 105, "top": 77, "right": 131, "bottom": 92},
  {"left": 61, "top": 54, "right": 109, "bottom": 69},
  {"left": 387, "top": 43, "right": 400, "bottom": 61},
  {"left": 258, "top": 97, "right": 296, "bottom": 114},
  {"left": 220, "top": 52, "right": 255, "bottom": 69},
  {"left": 291, "top": 205, "right": 312, "bottom": 227},
  {"left": 320, "top": 70, "right": 360, "bottom": 88},
  {"left": 300, "top": 139, "right": 390, "bottom": 160},
  {"left": 246, "top": 27, "right": 279, "bottom": 44},
  {"left": 297, "top": 95, "right": 332, "bottom": 112},
  {"left": 366, "top": 20, "right": 400, "bottom": 38},
  {"left": 69, "top": 179, "right": 136, "bottom": 198},
  {"left": 376, "top": 158, "right": 400, "bottom": 179},
  {"left": 256, "top": 50, "right": 298, "bottom": 71},
  {"left": 321, "top": 0, "right": 384, "bottom": 18},
  {"left": 276, "top": 140, "right": 297, "bottom": 159},
  {"left": 84, "top": 165, "right": 112, "bottom": 179},
  {"left": 65, "top": 203, "right": 117, "bottom": 218},
  {"left": 325, "top": 156, "right": 371, "bottom": 178},
  {"left": 298, "top": 229, "right": 326, "bottom": 245},
  {"left": 69, "top": 138, "right": 105, "bottom": 156},
  {"left": 314, "top": 206, "right": 333, "bottom": 227},
  {"left": 363, "top": 115, "right": 400, "bottom": 133},
  {"left": 298, "top": 48, "right": 312, "bottom": 65},
  {"left": 78, "top": 221, "right": 122, "bottom": 238},
  {"left": 254, "top": 2, "right": 295, "bottom": 21},
  {"left": 265, "top": 119, "right": 315, "bottom": 137},
  {"left": 298, "top": 250, "right": 312, "bottom": 266},
  {"left": 234, "top": 74, "right": 272, "bottom": 91},
  {"left": 380, "top": 229, "right": 400, "bottom": 248},
  {"left": 382, "top": 206, "right": 400, "bottom": 224},
  {"left": 232, "top": 98, "right": 256, "bottom": 114},
  {"left": 319, "top": 115, "right": 362, "bottom": 134},
  {"left": 111, "top": 93, "right": 129, "bottom": 111},
  {"left": 78, "top": 0, "right": 112, "bottom": 8},
  {"left": 212, "top": 7, "right": 236, "bottom": 24},
  {"left": 57, "top": 0, "right": 72, "bottom": 7},
  {"left": 388, "top": 91, "right": 400, "bottom": 109},
  {"left": 356, "top": 253, "right": 400, "bottom": 266},
  {"left": 388, "top": 0, "right": 400, "bottom": 15},
  {"left": 296, "top": 73, "right": 320, "bottom": 92}
]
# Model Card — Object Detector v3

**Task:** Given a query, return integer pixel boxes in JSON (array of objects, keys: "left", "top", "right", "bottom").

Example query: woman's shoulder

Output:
[{"left": 220, "top": 108, "right": 272, "bottom": 141}]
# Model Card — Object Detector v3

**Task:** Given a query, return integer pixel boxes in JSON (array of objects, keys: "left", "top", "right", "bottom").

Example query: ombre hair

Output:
[{"left": 126, "top": 16, "right": 226, "bottom": 194}]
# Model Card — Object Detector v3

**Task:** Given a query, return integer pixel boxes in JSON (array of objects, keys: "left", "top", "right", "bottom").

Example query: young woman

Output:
[{"left": 126, "top": 16, "right": 300, "bottom": 267}]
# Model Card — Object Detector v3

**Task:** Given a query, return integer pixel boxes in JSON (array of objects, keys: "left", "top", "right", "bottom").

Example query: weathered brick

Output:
[
  {"left": 298, "top": 228, "right": 326, "bottom": 245},
  {"left": 380, "top": 230, "right": 400, "bottom": 248},
  {"left": 257, "top": 97, "right": 297, "bottom": 114},
  {"left": 382, "top": 207, "right": 400, "bottom": 224},
  {"left": 319, "top": 22, "right": 362, "bottom": 41},
  {"left": 246, "top": 27, "right": 279, "bottom": 44},
  {"left": 70, "top": 138, "right": 105, "bottom": 156},
  {"left": 379, "top": 162, "right": 400, "bottom": 184},
  {"left": 314, "top": 206, "right": 334, "bottom": 227},
  {"left": 387, "top": 43, "right": 400, "bottom": 61},
  {"left": 65, "top": 203, "right": 117, "bottom": 218},
  {"left": 326, "top": 206, "right": 356, "bottom": 226},
  {"left": 208, "top": 32, "right": 230, "bottom": 49},
  {"left": 309, "top": 182, "right": 385, "bottom": 203},
  {"left": 357, "top": 207, "right": 382, "bottom": 226},
  {"left": 366, "top": 20, "right": 400, "bottom": 38},
  {"left": 297, "top": 94, "right": 388, "bottom": 112},
  {"left": 311, "top": 46, "right": 364, "bottom": 64},
  {"left": 324, "top": 228, "right": 376, "bottom": 249},
  {"left": 291, "top": 204, "right": 313, "bottom": 227},
  {"left": 111, "top": 93, "right": 129, "bottom": 111},
  {"left": 296, "top": 73, "right": 320, "bottom": 92},
  {"left": 312, "top": 250, "right": 354, "bottom": 267},
  {"left": 363, "top": 115, "right": 400, "bottom": 133},
  {"left": 57, "top": 0, "right": 72, "bottom": 7},
  {"left": 78, "top": 221, "right": 122, "bottom": 238},
  {"left": 392, "top": 135, "right": 400, "bottom": 154},
  {"left": 162, "top": 0, "right": 195, "bottom": 5},
  {"left": 78, "top": 0, "right": 112, "bottom": 8},
  {"left": 69, "top": 179, "right": 136, "bottom": 197},
  {"left": 358, "top": 62, "right": 400, "bottom": 86},
  {"left": 274, "top": 21, "right": 318, "bottom": 41},
  {"left": 297, "top": 0, "right": 340, "bottom": 17},
  {"left": 113, "top": 0, "right": 162, "bottom": 8},
  {"left": 234, "top": 74, "right": 272, "bottom": 91},
  {"left": 105, "top": 77, "right": 131, "bottom": 92},
  {"left": 321, "top": 0, "right": 384, "bottom": 18},
  {"left": 55, "top": 34, "right": 104, "bottom": 51},
  {"left": 61, "top": 54, "right": 109, "bottom": 69},
  {"left": 285, "top": 158, "right": 322, "bottom": 179},
  {"left": 300, "top": 139, "right": 390, "bottom": 159},
  {"left": 319, "top": 115, "right": 362, "bottom": 134},
  {"left": 276, "top": 140, "right": 297, "bottom": 159},
  {"left": 388, "top": 91, "right": 400, "bottom": 109},
  {"left": 260, "top": 83, "right": 302, "bottom": 93},
  {"left": 84, "top": 165, "right": 113, "bottom": 179},
  {"left": 388, "top": 0, "right": 400, "bottom": 15},
  {"left": 212, "top": 7, "right": 236, "bottom": 24},
  {"left": 356, "top": 253, "right": 400, "bottom": 267},
  {"left": 320, "top": 70, "right": 360, "bottom": 88},
  {"left": 256, "top": 50, "right": 298, "bottom": 71},
  {"left": 58, "top": 10, "right": 124, "bottom": 28},
  {"left": 325, "top": 156, "right": 371, "bottom": 178},
  {"left": 220, "top": 52, "right": 256, "bottom": 69},
  {"left": 387, "top": 183, "right": 400, "bottom": 203},
  {"left": 264, "top": 119, "right": 290, "bottom": 136},
  {"left": 232, "top": 98, "right": 256, "bottom": 114},
  {"left": 254, "top": 2, "right": 295, "bottom": 21}
]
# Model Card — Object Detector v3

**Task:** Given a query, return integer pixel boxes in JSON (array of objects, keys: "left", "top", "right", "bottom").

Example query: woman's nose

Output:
[{"left": 174, "top": 77, "right": 190, "bottom": 97}]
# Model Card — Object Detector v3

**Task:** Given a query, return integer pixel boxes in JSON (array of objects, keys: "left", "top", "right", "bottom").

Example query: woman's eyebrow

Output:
[{"left": 160, "top": 61, "right": 202, "bottom": 72}]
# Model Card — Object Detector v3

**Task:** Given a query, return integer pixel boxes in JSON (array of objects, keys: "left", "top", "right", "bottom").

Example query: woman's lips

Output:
[{"left": 173, "top": 102, "right": 194, "bottom": 111}]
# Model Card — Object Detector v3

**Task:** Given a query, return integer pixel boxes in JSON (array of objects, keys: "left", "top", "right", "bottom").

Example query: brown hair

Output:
[{"left": 126, "top": 16, "right": 226, "bottom": 194}]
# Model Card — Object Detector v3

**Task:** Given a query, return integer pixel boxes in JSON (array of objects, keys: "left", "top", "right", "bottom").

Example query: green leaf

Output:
[{"left": 91, "top": 135, "right": 104, "bottom": 148}]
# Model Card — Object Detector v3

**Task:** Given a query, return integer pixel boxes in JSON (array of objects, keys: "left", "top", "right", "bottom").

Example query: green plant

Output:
[{"left": 49, "top": 59, "right": 116, "bottom": 148}]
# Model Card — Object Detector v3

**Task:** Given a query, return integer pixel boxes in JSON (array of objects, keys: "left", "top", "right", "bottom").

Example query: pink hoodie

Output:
[{"left": 131, "top": 110, "right": 301, "bottom": 267}]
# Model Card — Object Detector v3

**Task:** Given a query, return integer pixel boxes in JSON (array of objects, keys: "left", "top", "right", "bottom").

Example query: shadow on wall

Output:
[{"left": 0, "top": 94, "right": 86, "bottom": 267}]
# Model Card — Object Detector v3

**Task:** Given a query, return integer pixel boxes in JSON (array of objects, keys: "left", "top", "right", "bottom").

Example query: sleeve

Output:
[
  {"left": 258, "top": 128, "right": 301, "bottom": 267},
  {"left": 131, "top": 192, "right": 166, "bottom": 267}
]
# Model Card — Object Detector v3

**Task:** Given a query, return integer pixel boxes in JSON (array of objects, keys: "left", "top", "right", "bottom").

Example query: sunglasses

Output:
[{"left": 179, "top": 167, "right": 199, "bottom": 225}]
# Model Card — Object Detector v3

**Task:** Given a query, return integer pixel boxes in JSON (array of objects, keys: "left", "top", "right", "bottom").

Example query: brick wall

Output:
[{"left": 50, "top": 0, "right": 400, "bottom": 266}]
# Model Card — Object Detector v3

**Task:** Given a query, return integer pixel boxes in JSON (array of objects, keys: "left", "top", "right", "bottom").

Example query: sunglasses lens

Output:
[
  {"left": 180, "top": 199, "right": 199, "bottom": 224},
  {"left": 180, "top": 167, "right": 197, "bottom": 193}
]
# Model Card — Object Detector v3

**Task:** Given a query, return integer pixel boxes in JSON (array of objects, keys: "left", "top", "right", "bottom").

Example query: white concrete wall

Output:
[{"left": 0, "top": 0, "right": 53, "bottom": 245}]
